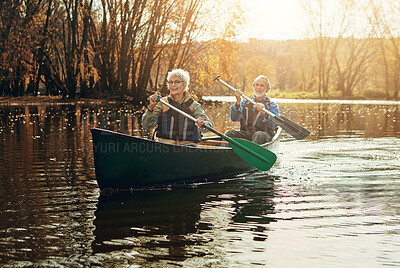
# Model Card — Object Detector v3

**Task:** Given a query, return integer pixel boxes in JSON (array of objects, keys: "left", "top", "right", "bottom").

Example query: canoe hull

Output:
[{"left": 91, "top": 128, "right": 281, "bottom": 189}]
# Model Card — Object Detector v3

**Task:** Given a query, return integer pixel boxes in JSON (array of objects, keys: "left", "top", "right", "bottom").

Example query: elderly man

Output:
[{"left": 225, "top": 75, "right": 279, "bottom": 144}]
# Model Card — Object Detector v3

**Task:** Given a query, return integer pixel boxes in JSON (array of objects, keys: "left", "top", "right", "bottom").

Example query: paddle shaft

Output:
[
  {"left": 216, "top": 78, "right": 277, "bottom": 118},
  {"left": 158, "top": 98, "right": 225, "bottom": 137},
  {"left": 157, "top": 97, "right": 274, "bottom": 165},
  {"left": 214, "top": 76, "right": 310, "bottom": 140}
]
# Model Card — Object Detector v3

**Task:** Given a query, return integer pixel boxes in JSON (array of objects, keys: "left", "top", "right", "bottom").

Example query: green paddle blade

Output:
[{"left": 228, "top": 138, "right": 277, "bottom": 171}]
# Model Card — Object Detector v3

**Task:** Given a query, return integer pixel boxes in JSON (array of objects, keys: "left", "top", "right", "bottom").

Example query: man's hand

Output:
[
  {"left": 254, "top": 102, "right": 266, "bottom": 113},
  {"left": 235, "top": 90, "right": 243, "bottom": 105}
]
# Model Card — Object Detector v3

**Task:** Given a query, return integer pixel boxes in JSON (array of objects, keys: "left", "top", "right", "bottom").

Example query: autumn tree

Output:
[
  {"left": 302, "top": 0, "right": 351, "bottom": 97},
  {"left": 368, "top": 0, "right": 400, "bottom": 99},
  {"left": 31, "top": 0, "right": 57, "bottom": 96},
  {"left": 333, "top": 1, "right": 375, "bottom": 97},
  {"left": 62, "top": 0, "right": 93, "bottom": 99},
  {"left": 294, "top": 39, "right": 317, "bottom": 93},
  {"left": 235, "top": 39, "right": 276, "bottom": 95},
  {"left": 0, "top": 0, "right": 44, "bottom": 96},
  {"left": 334, "top": 36, "right": 375, "bottom": 97},
  {"left": 85, "top": 0, "right": 242, "bottom": 104},
  {"left": 175, "top": 0, "right": 245, "bottom": 98}
]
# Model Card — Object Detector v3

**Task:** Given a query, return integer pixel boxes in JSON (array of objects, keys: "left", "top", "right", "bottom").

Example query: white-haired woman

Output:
[
  {"left": 142, "top": 69, "right": 214, "bottom": 145},
  {"left": 224, "top": 75, "right": 279, "bottom": 144}
]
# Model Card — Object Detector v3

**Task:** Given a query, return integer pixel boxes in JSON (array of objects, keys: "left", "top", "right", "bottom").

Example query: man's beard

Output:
[{"left": 255, "top": 90, "right": 266, "bottom": 98}]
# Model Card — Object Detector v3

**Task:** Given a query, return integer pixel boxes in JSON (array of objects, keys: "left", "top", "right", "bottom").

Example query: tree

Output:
[
  {"left": 0, "top": 0, "right": 43, "bottom": 96},
  {"left": 330, "top": 1, "right": 375, "bottom": 97},
  {"left": 61, "top": 0, "right": 93, "bottom": 99},
  {"left": 368, "top": 0, "right": 400, "bottom": 99},
  {"left": 302, "top": 0, "right": 351, "bottom": 97},
  {"left": 294, "top": 40, "right": 317, "bottom": 93},
  {"left": 32, "top": 0, "right": 54, "bottom": 96},
  {"left": 160, "top": 0, "right": 245, "bottom": 99},
  {"left": 334, "top": 36, "right": 375, "bottom": 97}
]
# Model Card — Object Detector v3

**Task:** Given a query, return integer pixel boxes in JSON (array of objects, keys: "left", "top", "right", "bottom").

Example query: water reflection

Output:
[
  {"left": 92, "top": 174, "right": 277, "bottom": 265},
  {"left": 205, "top": 101, "right": 400, "bottom": 139},
  {"left": 0, "top": 101, "right": 399, "bottom": 141},
  {"left": 0, "top": 104, "right": 100, "bottom": 266},
  {"left": 92, "top": 187, "right": 208, "bottom": 264},
  {"left": 0, "top": 170, "right": 98, "bottom": 267},
  {"left": 0, "top": 100, "right": 399, "bottom": 266}
]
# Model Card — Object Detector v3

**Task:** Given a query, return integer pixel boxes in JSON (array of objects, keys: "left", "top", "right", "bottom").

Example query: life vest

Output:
[
  {"left": 240, "top": 97, "right": 274, "bottom": 134},
  {"left": 156, "top": 96, "right": 202, "bottom": 142}
]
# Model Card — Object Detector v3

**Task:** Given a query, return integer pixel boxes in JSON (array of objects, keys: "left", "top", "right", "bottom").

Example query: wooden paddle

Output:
[
  {"left": 156, "top": 95, "right": 277, "bottom": 171},
  {"left": 213, "top": 75, "right": 310, "bottom": 140}
]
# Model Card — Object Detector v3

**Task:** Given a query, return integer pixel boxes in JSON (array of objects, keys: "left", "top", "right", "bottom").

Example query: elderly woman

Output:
[{"left": 142, "top": 69, "right": 214, "bottom": 145}]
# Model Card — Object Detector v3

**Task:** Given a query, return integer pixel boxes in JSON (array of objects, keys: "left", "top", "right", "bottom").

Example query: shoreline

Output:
[
  {"left": 0, "top": 96, "right": 124, "bottom": 106},
  {"left": 203, "top": 96, "right": 400, "bottom": 105},
  {"left": 1, "top": 95, "right": 399, "bottom": 106}
]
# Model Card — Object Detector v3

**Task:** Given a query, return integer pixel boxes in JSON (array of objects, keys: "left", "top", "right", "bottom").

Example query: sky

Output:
[{"left": 238, "top": 0, "right": 307, "bottom": 41}]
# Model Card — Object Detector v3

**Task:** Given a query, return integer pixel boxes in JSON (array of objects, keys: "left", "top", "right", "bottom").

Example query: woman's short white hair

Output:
[
  {"left": 167, "top": 69, "right": 190, "bottom": 90},
  {"left": 252, "top": 75, "right": 271, "bottom": 90}
]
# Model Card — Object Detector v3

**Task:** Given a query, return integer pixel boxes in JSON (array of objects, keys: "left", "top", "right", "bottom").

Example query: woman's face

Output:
[{"left": 168, "top": 75, "right": 186, "bottom": 100}]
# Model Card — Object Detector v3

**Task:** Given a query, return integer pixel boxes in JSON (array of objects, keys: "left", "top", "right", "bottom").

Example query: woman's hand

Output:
[
  {"left": 148, "top": 93, "right": 159, "bottom": 111},
  {"left": 195, "top": 117, "right": 205, "bottom": 127}
]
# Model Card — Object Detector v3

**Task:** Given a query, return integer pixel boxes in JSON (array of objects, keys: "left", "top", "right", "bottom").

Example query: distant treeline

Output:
[
  {"left": 1, "top": 0, "right": 399, "bottom": 102},
  {"left": 231, "top": 0, "right": 400, "bottom": 100}
]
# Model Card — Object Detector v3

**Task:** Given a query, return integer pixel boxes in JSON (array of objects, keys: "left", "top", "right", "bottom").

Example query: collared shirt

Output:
[{"left": 230, "top": 95, "right": 279, "bottom": 128}]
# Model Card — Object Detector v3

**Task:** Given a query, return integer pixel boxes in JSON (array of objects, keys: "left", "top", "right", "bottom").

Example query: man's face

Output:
[{"left": 253, "top": 78, "right": 269, "bottom": 97}]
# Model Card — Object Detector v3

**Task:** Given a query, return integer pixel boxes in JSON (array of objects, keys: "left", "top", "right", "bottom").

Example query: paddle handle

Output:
[{"left": 215, "top": 77, "right": 276, "bottom": 118}]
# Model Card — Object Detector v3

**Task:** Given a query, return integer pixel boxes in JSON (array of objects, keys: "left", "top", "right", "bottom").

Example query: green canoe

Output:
[{"left": 90, "top": 127, "right": 281, "bottom": 189}]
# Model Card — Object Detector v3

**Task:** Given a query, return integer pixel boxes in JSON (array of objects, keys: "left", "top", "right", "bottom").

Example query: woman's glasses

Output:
[{"left": 167, "top": 80, "right": 184, "bottom": 86}]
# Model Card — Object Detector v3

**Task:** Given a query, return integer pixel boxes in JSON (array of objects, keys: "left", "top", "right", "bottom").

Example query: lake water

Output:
[{"left": 0, "top": 98, "right": 399, "bottom": 267}]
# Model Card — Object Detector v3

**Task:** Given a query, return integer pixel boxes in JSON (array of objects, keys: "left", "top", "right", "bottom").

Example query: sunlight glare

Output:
[{"left": 239, "top": 0, "right": 306, "bottom": 41}]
